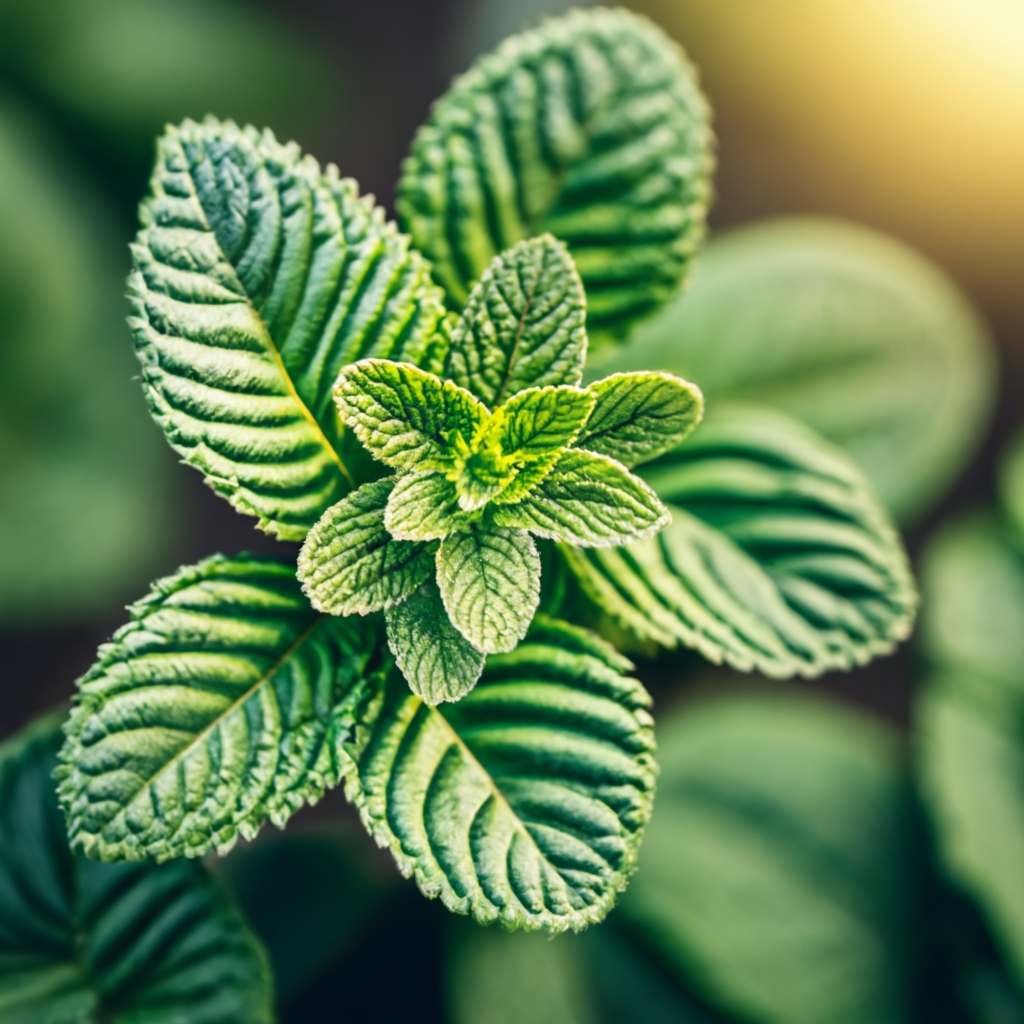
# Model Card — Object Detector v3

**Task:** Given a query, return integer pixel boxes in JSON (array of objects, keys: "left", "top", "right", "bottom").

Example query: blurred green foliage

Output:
[{"left": 597, "top": 218, "right": 996, "bottom": 523}]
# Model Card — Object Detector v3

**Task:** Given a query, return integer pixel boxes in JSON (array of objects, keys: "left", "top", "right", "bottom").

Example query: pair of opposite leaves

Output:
[{"left": 298, "top": 235, "right": 703, "bottom": 704}]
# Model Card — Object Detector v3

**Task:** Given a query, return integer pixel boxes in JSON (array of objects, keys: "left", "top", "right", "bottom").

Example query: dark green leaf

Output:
[
  {"left": 298, "top": 477, "right": 436, "bottom": 615},
  {"left": 493, "top": 449, "right": 670, "bottom": 547},
  {"left": 345, "top": 616, "right": 656, "bottom": 931},
  {"left": 620, "top": 687, "right": 920, "bottom": 1024},
  {"left": 0, "top": 715, "right": 272, "bottom": 1023},
  {"left": 437, "top": 526, "right": 541, "bottom": 653},
  {"left": 385, "top": 471, "right": 480, "bottom": 541},
  {"left": 384, "top": 579, "right": 486, "bottom": 704},
  {"left": 130, "top": 117, "right": 444, "bottom": 540},
  {"left": 335, "top": 358, "right": 487, "bottom": 472},
  {"left": 398, "top": 8, "right": 714, "bottom": 344},
  {"left": 577, "top": 371, "right": 704, "bottom": 467},
  {"left": 444, "top": 235, "right": 587, "bottom": 406},
  {"left": 58, "top": 553, "right": 380, "bottom": 861},
  {"left": 563, "top": 406, "right": 916, "bottom": 676},
  {"left": 599, "top": 218, "right": 996, "bottom": 521}
]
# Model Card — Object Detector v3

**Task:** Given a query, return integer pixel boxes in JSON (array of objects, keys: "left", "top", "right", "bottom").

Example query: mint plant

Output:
[
  {"left": 0, "top": 7, "right": 935, "bottom": 1020},
  {"left": 298, "top": 234, "right": 702, "bottom": 701}
]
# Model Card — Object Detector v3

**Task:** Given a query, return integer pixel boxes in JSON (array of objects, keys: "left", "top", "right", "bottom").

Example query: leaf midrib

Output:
[{"left": 493, "top": 263, "right": 542, "bottom": 407}]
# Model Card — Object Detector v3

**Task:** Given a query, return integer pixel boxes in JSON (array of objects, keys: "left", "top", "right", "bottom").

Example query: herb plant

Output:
[{"left": 0, "top": 7, "right": 936, "bottom": 1022}]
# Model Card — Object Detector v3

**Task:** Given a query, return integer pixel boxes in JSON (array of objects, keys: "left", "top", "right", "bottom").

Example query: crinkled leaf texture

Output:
[
  {"left": 0, "top": 716, "right": 272, "bottom": 1024},
  {"left": 345, "top": 615, "right": 657, "bottom": 931},
  {"left": 917, "top": 513, "right": 1024, "bottom": 985},
  {"left": 600, "top": 217, "right": 995, "bottom": 521},
  {"left": 58, "top": 553, "right": 382, "bottom": 861},
  {"left": 620, "top": 688, "right": 919, "bottom": 1024},
  {"left": 445, "top": 235, "right": 587, "bottom": 407},
  {"left": 385, "top": 580, "right": 487, "bottom": 705},
  {"left": 129, "top": 116, "right": 444, "bottom": 540},
  {"left": 298, "top": 477, "right": 436, "bottom": 615},
  {"left": 562, "top": 405, "right": 917, "bottom": 677},
  {"left": 398, "top": 7, "right": 714, "bottom": 344}
]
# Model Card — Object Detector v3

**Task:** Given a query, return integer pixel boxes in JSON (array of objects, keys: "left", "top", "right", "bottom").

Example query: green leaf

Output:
[
  {"left": 58, "top": 553, "right": 380, "bottom": 862},
  {"left": 598, "top": 217, "right": 996, "bottom": 521},
  {"left": 385, "top": 471, "right": 479, "bottom": 541},
  {"left": 130, "top": 117, "right": 445, "bottom": 540},
  {"left": 0, "top": 715, "right": 272, "bottom": 1023},
  {"left": 999, "top": 430, "right": 1024, "bottom": 548},
  {"left": 444, "top": 235, "right": 587, "bottom": 406},
  {"left": 437, "top": 526, "right": 541, "bottom": 653},
  {"left": 0, "top": 97, "right": 175, "bottom": 625},
  {"left": 298, "top": 477, "right": 436, "bottom": 615},
  {"left": 562, "top": 406, "right": 917, "bottom": 676},
  {"left": 398, "top": 7, "right": 714, "bottom": 344},
  {"left": 916, "top": 513, "right": 1024, "bottom": 984},
  {"left": 384, "top": 579, "right": 486, "bottom": 704},
  {"left": 492, "top": 449, "right": 670, "bottom": 547},
  {"left": 577, "top": 371, "right": 704, "bottom": 467},
  {"left": 495, "top": 385, "right": 595, "bottom": 458},
  {"left": 620, "top": 687, "right": 920, "bottom": 1024},
  {"left": 335, "top": 358, "right": 487, "bottom": 472},
  {"left": 343, "top": 615, "right": 657, "bottom": 931}
]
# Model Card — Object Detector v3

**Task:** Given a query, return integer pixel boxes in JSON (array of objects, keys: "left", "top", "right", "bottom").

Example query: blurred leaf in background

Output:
[
  {"left": 597, "top": 219, "right": 996, "bottom": 523},
  {"left": 918, "top": 505, "right": 1024, "bottom": 991},
  {"left": 0, "top": 98, "right": 176, "bottom": 624}
]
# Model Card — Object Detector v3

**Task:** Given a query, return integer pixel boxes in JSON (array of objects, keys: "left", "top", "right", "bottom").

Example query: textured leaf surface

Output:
[
  {"left": 384, "top": 580, "right": 486, "bottom": 704},
  {"left": 437, "top": 526, "right": 541, "bottom": 653},
  {"left": 621, "top": 688, "right": 919, "bottom": 1024},
  {"left": 398, "top": 8, "right": 714, "bottom": 343},
  {"left": 298, "top": 477, "right": 436, "bottom": 615},
  {"left": 563, "top": 406, "right": 916, "bottom": 676},
  {"left": 917, "top": 513, "right": 1024, "bottom": 983},
  {"left": 444, "top": 235, "right": 587, "bottom": 406},
  {"left": 335, "top": 358, "right": 486, "bottom": 472},
  {"left": 496, "top": 385, "right": 594, "bottom": 458},
  {"left": 385, "top": 471, "right": 478, "bottom": 541},
  {"left": 577, "top": 371, "right": 704, "bottom": 467},
  {"left": 0, "top": 716, "right": 272, "bottom": 1023},
  {"left": 129, "top": 117, "right": 444, "bottom": 540},
  {"left": 345, "top": 616, "right": 656, "bottom": 931},
  {"left": 493, "top": 449, "right": 669, "bottom": 547},
  {"left": 599, "top": 218, "right": 995, "bottom": 521},
  {"left": 58, "top": 554, "right": 379, "bottom": 861}
]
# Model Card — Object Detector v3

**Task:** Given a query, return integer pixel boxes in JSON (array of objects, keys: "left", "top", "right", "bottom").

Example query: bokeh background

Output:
[{"left": 1, "top": 0, "right": 1022, "bottom": 1020}]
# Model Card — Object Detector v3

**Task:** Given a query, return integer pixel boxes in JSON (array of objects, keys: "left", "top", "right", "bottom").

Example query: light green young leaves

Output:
[
  {"left": 58, "top": 554, "right": 380, "bottom": 861},
  {"left": 444, "top": 235, "right": 587, "bottom": 406},
  {"left": 129, "top": 116, "right": 445, "bottom": 540},
  {"left": 563, "top": 406, "right": 917, "bottom": 677},
  {"left": 1, "top": 716, "right": 273, "bottom": 1023},
  {"left": 398, "top": 8, "right": 714, "bottom": 344},
  {"left": 344, "top": 616, "right": 657, "bottom": 931},
  {"left": 303, "top": 237, "right": 697, "bottom": 701}
]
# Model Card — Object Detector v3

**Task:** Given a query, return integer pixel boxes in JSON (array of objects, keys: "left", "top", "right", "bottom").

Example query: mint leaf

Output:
[
  {"left": 2, "top": 716, "right": 272, "bottom": 1023},
  {"left": 445, "top": 235, "right": 586, "bottom": 407},
  {"left": 385, "top": 471, "right": 479, "bottom": 541},
  {"left": 621, "top": 688, "right": 916, "bottom": 1024},
  {"left": 344, "top": 616, "right": 656, "bottom": 931},
  {"left": 398, "top": 8, "right": 714, "bottom": 344},
  {"left": 298, "top": 477, "right": 436, "bottom": 615},
  {"left": 496, "top": 385, "right": 595, "bottom": 457},
  {"left": 58, "top": 554, "right": 378, "bottom": 861},
  {"left": 335, "top": 358, "right": 487, "bottom": 472},
  {"left": 493, "top": 449, "right": 670, "bottom": 547},
  {"left": 130, "top": 117, "right": 444, "bottom": 540},
  {"left": 437, "top": 526, "right": 541, "bottom": 653},
  {"left": 577, "top": 372, "right": 704, "bottom": 467},
  {"left": 384, "top": 580, "right": 486, "bottom": 704},
  {"left": 563, "top": 406, "right": 917, "bottom": 676}
]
